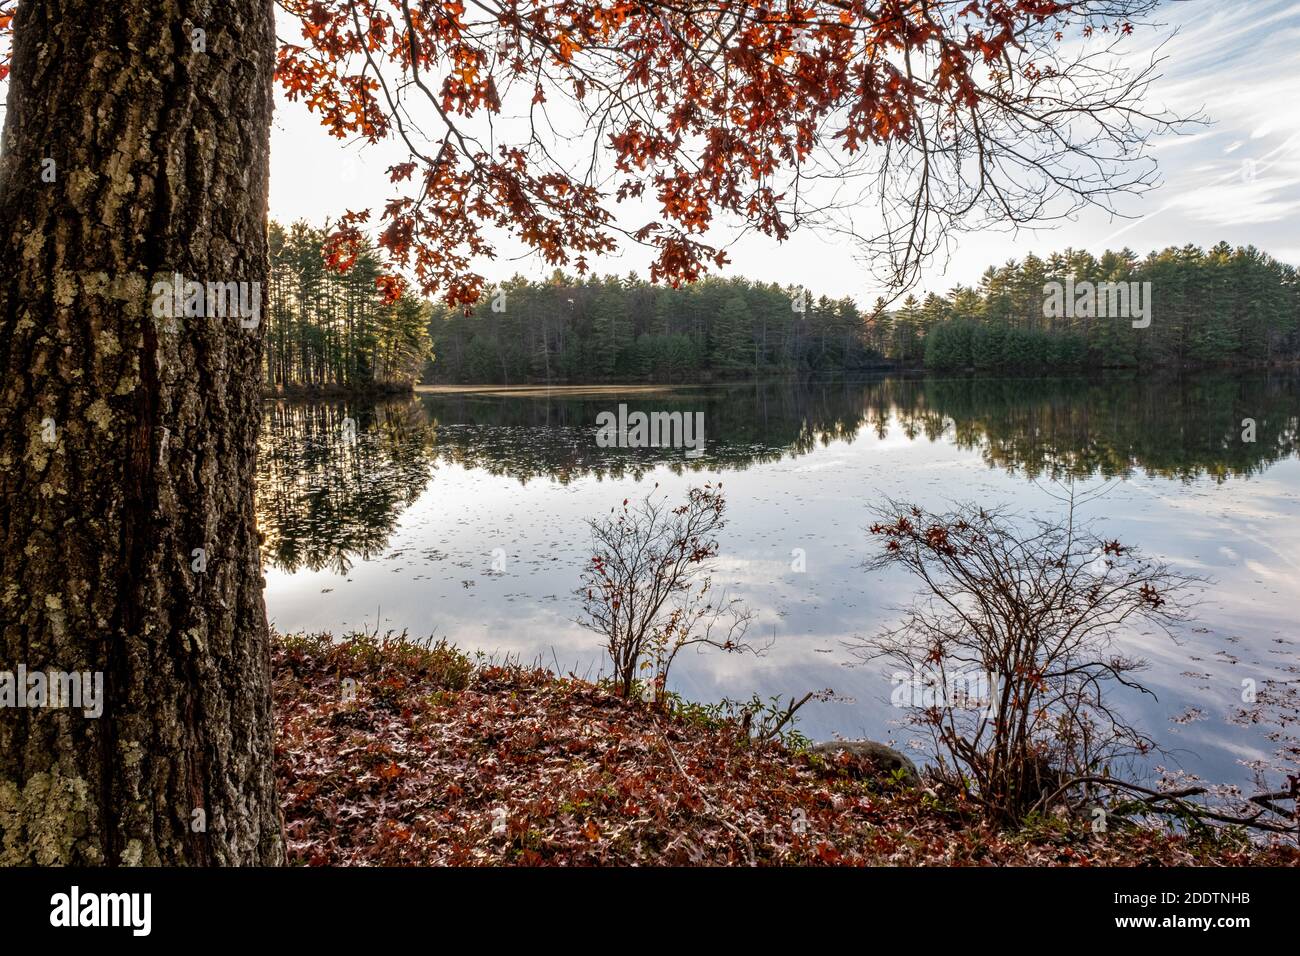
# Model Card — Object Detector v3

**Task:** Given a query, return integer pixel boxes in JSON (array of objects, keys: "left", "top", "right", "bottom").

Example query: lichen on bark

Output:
[{"left": 0, "top": 0, "right": 285, "bottom": 865}]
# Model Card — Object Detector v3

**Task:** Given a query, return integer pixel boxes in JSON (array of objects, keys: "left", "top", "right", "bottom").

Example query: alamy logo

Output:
[
  {"left": 595, "top": 404, "right": 705, "bottom": 457},
  {"left": 1043, "top": 278, "right": 1151, "bottom": 328},
  {"left": 1, "top": 666, "right": 103, "bottom": 718},
  {"left": 50, "top": 886, "right": 151, "bottom": 936},
  {"left": 151, "top": 272, "right": 261, "bottom": 328}
]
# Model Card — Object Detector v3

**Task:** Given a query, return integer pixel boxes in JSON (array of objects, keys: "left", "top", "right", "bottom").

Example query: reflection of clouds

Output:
[
  {"left": 1120, "top": 467, "right": 1300, "bottom": 582},
  {"left": 792, "top": 459, "right": 845, "bottom": 473},
  {"left": 1244, "top": 559, "right": 1279, "bottom": 578},
  {"left": 265, "top": 401, "right": 1300, "bottom": 791}
]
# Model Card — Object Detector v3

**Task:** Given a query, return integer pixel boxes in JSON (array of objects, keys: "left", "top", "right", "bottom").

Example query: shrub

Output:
[
  {"left": 578, "top": 484, "right": 754, "bottom": 703},
  {"left": 856, "top": 495, "right": 1198, "bottom": 823}
]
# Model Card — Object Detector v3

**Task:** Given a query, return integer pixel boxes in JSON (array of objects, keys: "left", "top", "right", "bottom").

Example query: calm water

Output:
[{"left": 258, "top": 373, "right": 1300, "bottom": 790}]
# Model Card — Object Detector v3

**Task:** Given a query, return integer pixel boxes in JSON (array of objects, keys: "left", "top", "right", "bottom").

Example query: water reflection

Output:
[
  {"left": 257, "top": 402, "right": 439, "bottom": 573},
  {"left": 256, "top": 371, "right": 1300, "bottom": 572}
]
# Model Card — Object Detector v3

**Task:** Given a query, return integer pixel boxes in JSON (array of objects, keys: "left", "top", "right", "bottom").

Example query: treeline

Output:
[
  {"left": 265, "top": 221, "right": 432, "bottom": 390},
  {"left": 912, "top": 242, "right": 1300, "bottom": 370},
  {"left": 423, "top": 242, "right": 1299, "bottom": 382},
  {"left": 265, "top": 231, "right": 1298, "bottom": 386},
  {"left": 423, "top": 274, "right": 880, "bottom": 383}
]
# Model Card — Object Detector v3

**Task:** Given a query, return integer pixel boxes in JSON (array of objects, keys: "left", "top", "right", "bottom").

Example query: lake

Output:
[{"left": 257, "top": 372, "right": 1300, "bottom": 792}]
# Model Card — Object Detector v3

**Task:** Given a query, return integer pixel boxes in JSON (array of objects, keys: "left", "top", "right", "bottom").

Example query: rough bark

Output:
[{"left": 0, "top": 0, "right": 283, "bottom": 864}]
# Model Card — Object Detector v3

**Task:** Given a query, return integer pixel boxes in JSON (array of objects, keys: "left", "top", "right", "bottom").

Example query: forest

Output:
[
  {"left": 419, "top": 242, "right": 1300, "bottom": 382},
  {"left": 263, "top": 221, "right": 433, "bottom": 390},
  {"left": 917, "top": 243, "right": 1300, "bottom": 370},
  {"left": 423, "top": 273, "right": 875, "bottom": 383},
  {"left": 261, "top": 234, "right": 1300, "bottom": 387}
]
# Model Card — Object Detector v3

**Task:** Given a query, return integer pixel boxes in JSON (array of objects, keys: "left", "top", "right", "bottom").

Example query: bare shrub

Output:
[
  {"left": 578, "top": 484, "right": 754, "bottom": 704},
  {"left": 856, "top": 495, "right": 1199, "bottom": 824}
]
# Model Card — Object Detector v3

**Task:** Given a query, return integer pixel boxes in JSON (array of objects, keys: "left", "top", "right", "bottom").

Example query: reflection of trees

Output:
[
  {"left": 417, "top": 373, "right": 1300, "bottom": 484},
  {"left": 256, "top": 372, "right": 1300, "bottom": 571},
  {"left": 919, "top": 373, "right": 1300, "bottom": 482},
  {"left": 417, "top": 383, "right": 873, "bottom": 483},
  {"left": 256, "top": 401, "right": 437, "bottom": 572}
]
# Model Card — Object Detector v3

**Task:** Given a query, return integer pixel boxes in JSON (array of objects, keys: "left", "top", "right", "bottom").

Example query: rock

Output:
[{"left": 809, "top": 740, "right": 919, "bottom": 783}]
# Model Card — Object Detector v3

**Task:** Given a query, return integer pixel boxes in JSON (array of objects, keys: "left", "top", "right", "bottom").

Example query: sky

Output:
[{"left": 262, "top": 0, "right": 1298, "bottom": 302}]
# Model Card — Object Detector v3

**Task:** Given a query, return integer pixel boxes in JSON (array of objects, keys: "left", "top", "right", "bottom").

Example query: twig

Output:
[
  {"left": 1035, "top": 775, "right": 1300, "bottom": 835},
  {"left": 757, "top": 691, "right": 815, "bottom": 743}
]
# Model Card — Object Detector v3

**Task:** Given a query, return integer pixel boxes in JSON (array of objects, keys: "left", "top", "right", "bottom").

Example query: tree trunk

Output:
[{"left": 0, "top": 0, "right": 283, "bottom": 864}]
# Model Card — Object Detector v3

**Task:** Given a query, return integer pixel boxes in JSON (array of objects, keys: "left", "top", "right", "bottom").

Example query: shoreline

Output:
[
  {"left": 273, "top": 631, "right": 1299, "bottom": 867},
  {"left": 260, "top": 365, "right": 1300, "bottom": 401},
  {"left": 416, "top": 362, "right": 1300, "bottom": 393},
  {"left": 262, "top": 382, "right": 415, "bottom": 399}
]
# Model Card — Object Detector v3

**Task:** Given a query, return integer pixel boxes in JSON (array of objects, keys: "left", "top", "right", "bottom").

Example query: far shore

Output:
[{"left": 267, "top": 362, "right": 1300, "bottom": 402}]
